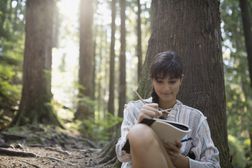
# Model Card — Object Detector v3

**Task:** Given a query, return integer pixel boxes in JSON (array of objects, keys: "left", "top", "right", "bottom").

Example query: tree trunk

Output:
[
  {"left": 118, "top": 0, "right": 126, "bottom": 117},
  {"left": 13, "top": 0, "right": 61, "bottom": 126},
  {"left": 108, "top": 0, "right": 116, "bottom": 115},
  {"left": 136, "top": 0, "right": 142, "bottom": 82},
  {"left": 96, "top": 25, "right": 103, "bottom": 117},
  {"left": 75, "top": 0, "right": 94, "bottom": 120},
  {"left": 239, "top": 0, "right": 252, "bottom": 158},
  {"left": 239, "top": 0, "right": 252, "bottom": 87},
  {"left": 138, "top": 1, "right": 231, "bottom": 167}
]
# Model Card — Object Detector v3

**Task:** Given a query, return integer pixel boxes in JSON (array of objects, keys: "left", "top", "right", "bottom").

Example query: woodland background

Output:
[{"left": 0, "top": 0, "right": 251, "bottom": 168}]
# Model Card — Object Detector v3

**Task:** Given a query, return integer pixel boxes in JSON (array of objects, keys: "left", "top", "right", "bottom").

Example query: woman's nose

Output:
[{"left": 163, "top": 83, "right": 171, "bottom": 91}]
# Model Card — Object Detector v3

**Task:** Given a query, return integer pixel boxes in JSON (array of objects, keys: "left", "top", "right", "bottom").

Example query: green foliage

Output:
[
  {"left": 79, "top": 113, "right": 122, "bottom": 144},
  {"left": 0, "top": 0, "right": 25, "bottom": 129},
  {"left": 77, "top": 96, "right": 96, "bottom": 111},
  {"left": 228, "top": 135, "right": 247, "bottom": 168},
  {"left": 0, "top": 54, "right": 22, "bottom": 128},
  {"left": 221, "top": 0, "right": 252, "bottom": 167}
]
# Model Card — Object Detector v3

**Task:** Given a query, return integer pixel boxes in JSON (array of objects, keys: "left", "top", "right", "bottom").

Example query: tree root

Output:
[
  {"left": 97, "top": 146, "right": 116, "bottom": 164},
  {"left": 93, "top": 138, "right": 120, "bottom": 167},
  {"left": 98, "top": 139, "right": 116, "bottom": 159},
  {"left": 0, "top": 147, "right": 36, "bottom": 157},
  {"left": 0, "top": 132, "right": 26, "bottom": 141},
  {"left": 44, "top": 146, "right": 71, "bottom": 155},
  {"left": 40, "top": 156, "right": 76, "bottom": 166},
  {"left": 20, "top": 160, "right": 40, "bottom": 168},
  {"left": 0, "top": 147, "right": 76, "bottom": 166}
]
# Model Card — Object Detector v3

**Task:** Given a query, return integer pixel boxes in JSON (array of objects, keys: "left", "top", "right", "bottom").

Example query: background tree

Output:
[
  {"left": 136, "top": 0, "right": 142, "bottom": 81},
  {"left": 12, "top": 0, "right": 61, "bottom": 126},
  {"left": 108, "top": 0, "right": 116, "bottom": 115},
  {"left": 138, "top": 1, "right": 231, "bottom": 167},
  {"left": 118, "top": 0, "right": 126, "bottom": 117},
  {"left": 239, "top": 0, "right": 252, "bottom": 161},
  {"left": 75, "top": 0, "right": 94, "bottom": 120},
  {"left": 239, "top": 0, "right": 252, "bottom": 86},
  {"left": 221, "top": 0, "right": 252, "bottom": 166}
]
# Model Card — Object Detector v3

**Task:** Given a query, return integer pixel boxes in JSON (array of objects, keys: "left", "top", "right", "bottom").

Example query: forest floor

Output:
[{"left": 0, "top": 125, "right": 116, "bottom": 168}]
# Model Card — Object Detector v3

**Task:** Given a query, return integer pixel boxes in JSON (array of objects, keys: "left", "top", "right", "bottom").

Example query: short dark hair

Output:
[
  {"left": 150, "top": 51, "right": 183, "bottom": 104},
  {"left": 150, "top": 51, "right": 183, "bottom": 80}
]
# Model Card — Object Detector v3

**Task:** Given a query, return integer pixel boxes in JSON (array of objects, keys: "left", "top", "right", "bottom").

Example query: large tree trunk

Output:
[
  {"left": 108, "top": 0, "right": 116, "bottom": 115},
  {"left": 13, "top": 0, "right": 60, "bottom": 126},
  {"left": 118, "top": 0, "right": 126, "bottom": 117},
  {"left": 138, "top": 1, "right": 231, "bottom": 167},
  {"left": 75, "top": 0, "right": 94, "bottom": 120}
]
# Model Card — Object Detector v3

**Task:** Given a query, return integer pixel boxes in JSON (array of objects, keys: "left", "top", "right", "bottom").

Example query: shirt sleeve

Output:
[
  {"left": 188, "top": 117, "right": 221, "bottom": 168},
  {"left": 115, "top": 102, "right": 138, "bottom": 162}
]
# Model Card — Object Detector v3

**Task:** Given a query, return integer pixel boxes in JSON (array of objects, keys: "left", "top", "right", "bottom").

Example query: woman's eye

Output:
[
  {"left": 168, "top": 80, "right": 177, "bottom": 84},
  {"left": 156, "top": 79, "right": 163, "bottom": 83}
]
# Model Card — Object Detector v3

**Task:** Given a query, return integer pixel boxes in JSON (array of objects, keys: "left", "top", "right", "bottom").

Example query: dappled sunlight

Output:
[{"left": 52, "top": 0, "right": 80, "bottom": 109}]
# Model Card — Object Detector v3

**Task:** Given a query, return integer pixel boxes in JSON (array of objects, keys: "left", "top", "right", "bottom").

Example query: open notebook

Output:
[{"left": 140, "top": 118, "right": 191, "bottom": 143}]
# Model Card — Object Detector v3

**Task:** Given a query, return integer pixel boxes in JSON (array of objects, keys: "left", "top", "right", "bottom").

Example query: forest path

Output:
[{"left": 0, "top": 125, "right": 109, "bottom": 168}]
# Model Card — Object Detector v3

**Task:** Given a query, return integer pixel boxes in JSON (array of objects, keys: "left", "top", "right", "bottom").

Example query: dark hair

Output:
[
  {"left": 150, "top": 51, "right": 183, "bottom": 103},
  {"left": 150, "top": 51, "right": 183, "bottom": 80}
]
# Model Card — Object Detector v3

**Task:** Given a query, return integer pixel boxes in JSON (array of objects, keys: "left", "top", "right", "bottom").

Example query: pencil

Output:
[
  {"left": 133, "top": 90, "right": 171, "bottom": 114},
  {"left": 134, "top": 90, "right": 146, "bottom": 104}
]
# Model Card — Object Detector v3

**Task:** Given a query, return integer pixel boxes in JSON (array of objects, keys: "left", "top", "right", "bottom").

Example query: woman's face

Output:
[{"left": 152, "top": 76, "right": 182, "bottom": 106}]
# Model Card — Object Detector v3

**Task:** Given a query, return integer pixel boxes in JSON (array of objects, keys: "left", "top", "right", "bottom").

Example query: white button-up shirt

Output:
[{"left": 115, "top": 98, "right": 220, "bottom": 168}]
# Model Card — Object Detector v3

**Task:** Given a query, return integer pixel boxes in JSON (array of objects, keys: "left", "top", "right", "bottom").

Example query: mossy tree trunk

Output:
[
  {"left": 75, "top": 0, "right": 94, "bottom": 120},
  {"left": 12, "top": 0, "right": 61, "bottom": 126}
]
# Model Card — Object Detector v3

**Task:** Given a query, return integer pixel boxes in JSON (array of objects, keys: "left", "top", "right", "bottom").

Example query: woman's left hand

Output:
[{"left": 164, "top": 140, "right": 189, "bottom": 168}]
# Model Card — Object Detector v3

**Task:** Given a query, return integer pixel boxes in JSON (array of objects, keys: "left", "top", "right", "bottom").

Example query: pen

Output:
[{"left": 180, "top": 137, "right": 192, "bottom": 143}]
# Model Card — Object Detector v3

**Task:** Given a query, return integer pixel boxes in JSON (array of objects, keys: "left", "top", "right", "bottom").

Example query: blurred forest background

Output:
[{"left": 0, "top": 0, "right": 251, "bottom": 167}]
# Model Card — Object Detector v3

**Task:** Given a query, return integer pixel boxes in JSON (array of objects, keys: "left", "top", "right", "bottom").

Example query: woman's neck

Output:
[{"left": 159, "top": 100, "right": 176, "bottom": 109}]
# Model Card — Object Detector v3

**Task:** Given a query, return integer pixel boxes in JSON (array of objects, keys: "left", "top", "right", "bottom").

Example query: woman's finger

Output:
[
  {"left": 175, "top": 140, "right": 182, "bottom": 149},
  {"left": 138, "top": 103, "right": 159, "bottom": 121},
  {"left": 164, "top": 142, "right": 180, "bottom": 154},
  {"left": 138, "top": 111, "right": 152, "bottom": 122}
]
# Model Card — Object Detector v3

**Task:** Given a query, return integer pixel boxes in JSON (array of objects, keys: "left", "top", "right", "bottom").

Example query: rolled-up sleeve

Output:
[
  {"left": 189, "top": 117, "right": 220, "bottom": 168},
  {"left": 115, "top": 103, "right": 138, "bottom": 162}
]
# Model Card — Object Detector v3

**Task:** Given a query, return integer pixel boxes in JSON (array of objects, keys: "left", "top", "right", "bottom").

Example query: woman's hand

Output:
[
  {"left": 137, "top": 103, "right": 161, "bottom": 122},
  {"left": 164, "top": 140, "right": 189, "bottom": 168}
]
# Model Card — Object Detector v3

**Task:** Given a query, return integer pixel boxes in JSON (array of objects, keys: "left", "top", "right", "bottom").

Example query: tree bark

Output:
[
  {"left": 239, "top": 0, "right": 252, "bottom": 87},
  {"left": 108, "top": 0, "right": 116, "bottom": 115},
  {"left": 13, "top": 0, "right": 61, "bottom": 126},
  {"left": 239, "top": 0, "right": 252, "bottom": 158},
  {"left": 118, "top": 0, "right": 126, "bottom": 117},
  {"left": 136, "top": 0, "right": 142, "bottom": 82},
  {"left": 138, "top": 1, "right": 231, "bottom": 167},
  {"left": 75, "top": 0, "right": 94, "bottom": 120}
]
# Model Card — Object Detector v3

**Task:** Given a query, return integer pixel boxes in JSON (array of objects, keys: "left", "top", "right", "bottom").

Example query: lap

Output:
[{"left": 128, "top": 123, "right": 175, "bottom": 168}]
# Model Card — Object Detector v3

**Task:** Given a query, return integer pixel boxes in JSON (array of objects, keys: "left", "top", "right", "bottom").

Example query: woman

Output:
[{"left": 115, "top": 51, "right": 220, "bottom": 168}]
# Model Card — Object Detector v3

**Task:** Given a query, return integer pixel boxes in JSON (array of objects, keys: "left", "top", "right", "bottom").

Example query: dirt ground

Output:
[{"left": 0, "top": 125, "right": 112, "bottom": 168}]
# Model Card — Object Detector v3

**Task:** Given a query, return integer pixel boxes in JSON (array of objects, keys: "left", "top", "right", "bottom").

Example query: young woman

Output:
[{"left": 116, "top": 51, "right": 220, "bottom": 168}]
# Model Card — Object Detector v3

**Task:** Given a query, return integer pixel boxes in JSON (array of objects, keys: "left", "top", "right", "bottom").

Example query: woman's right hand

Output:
[{"left": 137, "top": 103, "right": 161, "bottom": 122}]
